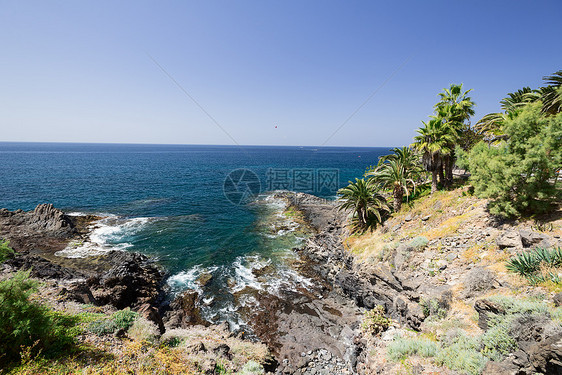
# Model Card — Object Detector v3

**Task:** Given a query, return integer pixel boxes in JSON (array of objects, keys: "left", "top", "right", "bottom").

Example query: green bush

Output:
[
  {"left": 112, "top": 308, "right": 138, "bottom": 330},
  {"left": 0, "top": 239, "right": 14, "bottom": 263},
  {"left": 480, "top": 315, "right": 517, "bottom": 361},
  {"left": 469, "top": 103, "right": 562, "bottom": 217},
  {"left": 435, "top": 333, "right": 488, "bottom": 375},
  {"left": 420, "top": 298, "right": 447, "bottom": 320},
  {"left": 409, "top": 236, "right": 429, "bottom": 250},
  {"left": 88, "top": 308, "right": 139, "bottom": 336},
  {"left": 239, "top": 360, "right": 265, "bottom": 375},
  {"left": 0, "top": 271, "right": 78, "bottom": 362},
  {"left": 487, "top": 295, "right": 549, "bottom": 316},
  {"left": 387, "top": 336, "right": 438, "bottom": 362},
  {"left": 361, "top": 305, "right": 392, "bottom": 336}
]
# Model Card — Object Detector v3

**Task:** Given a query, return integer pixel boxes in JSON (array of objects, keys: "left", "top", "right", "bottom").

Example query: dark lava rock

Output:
[
  {"left": 138, "top": 303, "right": 166, "bottom": 334},
  {"left": 5, "top": 252, "right": 86, "bottom": 280},
  {"left": 163, "top": 290, "right": 210, "bottom": 329},
  {"left": 462, "top": 267, "right": 498, "bottom": 298},
  {"left": 60, "top": 281, "right": 98, "bottom": 305},
  {"left": 474, "top": 298, "right": 506, "bottom": 330},
  {"left": 87, "top": 251, "right": 164, "bottom": 309}
]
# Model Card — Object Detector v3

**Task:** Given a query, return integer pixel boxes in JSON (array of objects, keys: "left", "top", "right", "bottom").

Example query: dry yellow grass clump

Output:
[{"left": 345, "top": 187, "right": 486, "bottom": 263}]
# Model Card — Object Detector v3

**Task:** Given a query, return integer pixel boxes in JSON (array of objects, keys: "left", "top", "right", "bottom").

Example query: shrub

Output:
[
  {"left": 420, "top": 298, "right": 447, "bottom": 320},
  {"left": 127, "top": 317, "right": 160, "bottom": 343},
  {"left": 239, "top": 360, "right": 265, "bottom": 375},
  {"left": 112, "top": 308, "right": 139, "bottom": 330},
  {"left": 480, "top": 314, "right": 517, "bottom": 361},
  {"left": 88, "top": 308, "right": 139, "bottom": 336},
  {"left": 409, "top": 236, "right": 429, "bottom": 251},
  {"left": 469, "top": 104, "right": 562, "bottom": 217},
  {"left": 0, "top": 239, "right": 14, "bottom": 263},
  {"left": 0, "top": 271, "right": 78, "bottom": 362},
  {"left": 361, "top": 305, "right": 391, "bottom": 336},
  {"left": 387, "top": 336, "right": 438, "bottom": 362},
  {"left": 435, "top": 333, "right": 488, "bottom": 375},
  {"left": 506, "top": 248, "right": 562, "bottom": 285},
  {"left": 487, "top": 295, "right": 549, "bottom": 316}
]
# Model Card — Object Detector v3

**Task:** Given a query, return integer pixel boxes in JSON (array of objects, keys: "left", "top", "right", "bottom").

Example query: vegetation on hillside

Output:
[{"left": 338, "top": 69, "right": 561, "bottom": 229}]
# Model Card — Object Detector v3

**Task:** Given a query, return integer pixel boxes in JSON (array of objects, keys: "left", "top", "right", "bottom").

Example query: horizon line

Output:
[{"left": 0, "top": 140, "right": 398, "bottom": 149}]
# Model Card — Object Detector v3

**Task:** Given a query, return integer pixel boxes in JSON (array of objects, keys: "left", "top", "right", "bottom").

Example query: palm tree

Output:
[
  {"left": 474, "top": 87, "right": 537, "bottom": 140},
  {"left": 434, "top": 84, "right": 475, "bottom": 186},
  {"left": 540, "top": 70, "right": 562, "bottom": 115},
  {"left": 337, "top": 178, "right": 390, "bottom": 231},
  {"left": 413, "top": 118, "right": 455, "bottom": 193},
  {"left": 367, "top": 147, "right": 421, "bottom": 212},
  {"left": 475, "top": 69, "right": 561, "bottom": 140},
  {"left": 369, "top": 159, "right": 415, "bottom": 212}
]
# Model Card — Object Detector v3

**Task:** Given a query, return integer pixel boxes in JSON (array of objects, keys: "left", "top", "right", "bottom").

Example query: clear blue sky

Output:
[{"left": 1, "top": 1, "right": 560, "bottom": 147}]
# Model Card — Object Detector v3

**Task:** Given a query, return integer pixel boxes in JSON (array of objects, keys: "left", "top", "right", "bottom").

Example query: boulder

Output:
[
  {"left": 30, "top": 204, "right": 73, "bottom": 232},
  {"left": 88, "top": 251, "right": 163, "bottom": 309},
  {"left": 509, "top": 314, "right": 562, "bottom": 349},
  {"left": 164, "top": 290, "right": 209, "bottom": 329},
  {"left": 474, "top": 299, "right": 506, "bottom": 330},
  {"left": 462, "top": 267, "right": 498, "bottom": 298},
  {"left": 496, "top": 230, "right": 523, "bottom": 249},
  {"left": 527, "top": 333, "right": 562, "bottom": 374}
]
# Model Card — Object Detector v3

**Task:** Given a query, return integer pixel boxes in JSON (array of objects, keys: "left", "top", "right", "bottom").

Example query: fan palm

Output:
[
  {"left": 413, "top": 118, "right": 455, "bottom": 193},
  {"left": 368, "top": 159, "right": 415, "bottom": 212},
  {"left": 434, "top": 84, "right": 475, "bottom": 186},
  {"left": 337, "top": 178, "right": 390, "bottom": 231},
  {"left": 540, "top": 70, "right": 562, "bottom": 115},
  {"left": 367, "top": 147, "right": 421, "bottom": 212}
]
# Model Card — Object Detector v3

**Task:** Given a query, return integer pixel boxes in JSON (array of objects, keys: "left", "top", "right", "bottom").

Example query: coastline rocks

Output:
[
  {"left": 86, "top": 251, "right": 164, "bottom": 309},
  {"left": 30, "top": 204, "right": 73, "bottom": 232},
  {"left": 163, "top": 290, "right": 210, "bottom": 329}
]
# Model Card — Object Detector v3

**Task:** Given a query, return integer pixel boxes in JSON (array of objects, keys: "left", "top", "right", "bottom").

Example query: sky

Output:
[{"left": 1, "top": 1, "right": 561, "bottom": 147}]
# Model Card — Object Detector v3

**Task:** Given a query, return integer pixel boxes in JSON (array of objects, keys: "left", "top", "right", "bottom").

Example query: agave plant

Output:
[
  {"left": 505, "top": 247, "right": 562, "bottom": 285},
  {"left": 505, "top": 251, "right": 541, "bottom": 277}
]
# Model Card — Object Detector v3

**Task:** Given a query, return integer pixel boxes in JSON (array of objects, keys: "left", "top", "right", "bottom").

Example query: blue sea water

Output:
[{"left": 0, "top": 142, "right": 390, "bottom": 326}]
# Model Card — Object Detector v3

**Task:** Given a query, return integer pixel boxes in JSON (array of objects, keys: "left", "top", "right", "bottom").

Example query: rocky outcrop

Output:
[
  {"left": 476, "top": 298, "right": 562, "bottom": 374},
  {"left": 496, "top": 227, "right": 560, "bottom": 252},
  {"left": 86, "top": 251, "right": 164, "bottom": 309},
  {"left": 163, "top": 290, "right": 210, "bottom": 329}
]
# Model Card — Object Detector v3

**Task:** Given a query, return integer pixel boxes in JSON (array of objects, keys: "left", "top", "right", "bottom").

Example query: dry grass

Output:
[{"left": 347, "top": 187, "right": 487, "bottom": 263}]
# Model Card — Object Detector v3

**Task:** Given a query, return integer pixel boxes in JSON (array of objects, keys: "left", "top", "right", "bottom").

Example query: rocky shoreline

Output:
[{"left": 3, "top": 194, "right": 562, "bottom": 374}]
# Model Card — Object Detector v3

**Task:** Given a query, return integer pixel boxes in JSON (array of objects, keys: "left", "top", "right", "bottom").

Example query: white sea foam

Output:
[
  {"left": 55, "top": 216, "right": 152, "bottom": 258},
  {"left": 167, "top": 265, "right": 218, "bottom": 294}
]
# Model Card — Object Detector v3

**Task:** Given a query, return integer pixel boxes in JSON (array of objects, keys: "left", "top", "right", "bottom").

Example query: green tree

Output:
[
  {"left": 475, "top": 70, "right": 562, "bottom": 141},
  {"left": 474, "top": 87, "right": 537, "bottom": 141},
  {"left": 434, "top": 84, "right": 476, "bottom": 186},
  {"left": 469, "top": 103, "right": 562, "bottom": 217},
  {"left": 337, "top": 178, "right": 390, "bottom": 231},
  {"left": 367, "top": 147, "right": 420, "bottom": 212},
  {"left": 540, "top": 70, "right": 562, "bottom": 115},
  {"left": 413, "top": 118, "right": 455, "bottom": 193}
]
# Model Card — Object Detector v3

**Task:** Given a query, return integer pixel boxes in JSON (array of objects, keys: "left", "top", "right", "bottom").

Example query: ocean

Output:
[{"left": 0, "top": 142, "right": 390, "bottom": 328}]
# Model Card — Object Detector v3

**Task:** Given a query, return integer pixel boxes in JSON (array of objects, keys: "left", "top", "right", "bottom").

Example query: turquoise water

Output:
[{"left": 0, "top": 142, "right": 390, "bottom": 326}]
